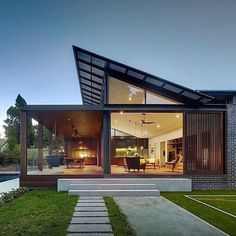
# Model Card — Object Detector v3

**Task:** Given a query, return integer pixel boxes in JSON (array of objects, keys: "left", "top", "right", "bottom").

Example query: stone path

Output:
[{"left": 67, "top": 197, "right": 113, "bottom": 236}]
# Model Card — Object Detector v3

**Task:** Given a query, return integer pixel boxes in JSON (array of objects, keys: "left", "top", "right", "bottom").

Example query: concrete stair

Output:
[
  {"left": 58, "top": 178, "right": 192, "bottom": 195},
  {"left": 66, "top": 179, "right": 160, "bottom": 197}
]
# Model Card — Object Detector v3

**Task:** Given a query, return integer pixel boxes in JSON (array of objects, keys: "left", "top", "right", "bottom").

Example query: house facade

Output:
[{"left": 20, "top": 46, "right": 236, "bottom": 190}]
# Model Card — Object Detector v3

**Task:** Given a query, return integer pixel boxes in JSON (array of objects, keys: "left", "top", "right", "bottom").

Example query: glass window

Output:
[
  {"left": 146, "top": 91, "right": 180, "bottom": 104},
  {"left": 109, "top": 76, "right": 145, "bottom": 104}
]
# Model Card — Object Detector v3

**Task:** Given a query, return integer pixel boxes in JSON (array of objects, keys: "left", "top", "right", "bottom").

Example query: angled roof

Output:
[{"left": 73, "top": 46, "right": 214, "bottom": 105}]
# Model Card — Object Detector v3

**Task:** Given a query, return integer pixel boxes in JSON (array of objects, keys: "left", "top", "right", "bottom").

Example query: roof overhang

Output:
[{"left": 73, "top": 46, "right": 214, "bottom": 105}]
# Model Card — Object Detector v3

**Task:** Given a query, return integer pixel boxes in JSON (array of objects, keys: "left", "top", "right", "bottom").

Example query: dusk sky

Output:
[{"left": 1, "top": 0, "right": 236, "bottom": 137}]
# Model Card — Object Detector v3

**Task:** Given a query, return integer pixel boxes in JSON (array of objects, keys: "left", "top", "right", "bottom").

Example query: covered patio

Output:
[{"left": 20, "top": 106, "right": 106, "bottom": 177}]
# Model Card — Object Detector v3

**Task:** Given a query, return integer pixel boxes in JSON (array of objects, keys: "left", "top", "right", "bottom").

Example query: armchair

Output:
[{"left": 125, "top": 156, "right": 146, "bottom": 172}]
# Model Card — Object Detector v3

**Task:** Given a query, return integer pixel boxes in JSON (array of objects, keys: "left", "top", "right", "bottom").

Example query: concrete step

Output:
[
  {"left": 58, "top": 178, "right": 192, "bottom": 192},
  {"left": 69, "top": 189, "right": 160, "bottom": 197},
  {"left": 70, "top": 183, "right": 157, "bottom": 191}
]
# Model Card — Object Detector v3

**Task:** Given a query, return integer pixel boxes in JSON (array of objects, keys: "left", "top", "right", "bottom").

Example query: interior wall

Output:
[{"left": 149, "top": 128, "right": 183, "bottom": 164}]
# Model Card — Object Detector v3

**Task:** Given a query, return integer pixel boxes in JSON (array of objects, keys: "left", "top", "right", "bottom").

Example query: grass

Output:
[
  {"left": 190, "top": 194, "right": 236, "bottom": 216},
  {"left": 0, "top": 190, "right": 77, "bottom": 236},
  {"left": 162, "top": 190, "right": 236, "bottom": 236},
  {"left": 104, "top": 196, "right": 135, "bottom": 236}
]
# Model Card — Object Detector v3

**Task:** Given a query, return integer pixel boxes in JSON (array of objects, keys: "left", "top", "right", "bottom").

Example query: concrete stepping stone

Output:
[
  {"left": 79, "top": 197, "right": 103, "bottom": 200},
  {"left": 68, "top": 197, "right": 113, "bottom": 236},
  {"left": 76, "top": 203, "right": 106, "bottom": 207},
  {"left": 73, "top": 211, "right": 109, "bottom": 217},
  {"left": 78, "top": 199, "right": 105, "bottom": 203},
  {"left": 75, "top": 206, "right": 107, "bottom": 212},
  {"left": 67, "top": 233, "right": 113, "bottom": 236},
  {"left": 71, "top": 217, "right": 110, "bottom": 224},
  {"left": 68, "top": 224, "right": 112, "bottom": 233}
]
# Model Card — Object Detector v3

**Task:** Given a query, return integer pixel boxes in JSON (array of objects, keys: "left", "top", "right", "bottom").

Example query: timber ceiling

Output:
[{"left": 29, "top": 110, "right": 103, "bottom": 138}]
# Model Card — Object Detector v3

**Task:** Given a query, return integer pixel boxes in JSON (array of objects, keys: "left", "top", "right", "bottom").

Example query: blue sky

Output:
[{"left": 0, "top": 0, "right": 236, "bottom": 137}]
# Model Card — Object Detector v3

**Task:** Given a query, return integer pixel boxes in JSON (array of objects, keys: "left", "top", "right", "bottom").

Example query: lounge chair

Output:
[
  {"left": 146, "top": 158, "right": 160, "bottom": 169},
  {"left": 165, "top": 154, "right": 183, "bottom": 172}
]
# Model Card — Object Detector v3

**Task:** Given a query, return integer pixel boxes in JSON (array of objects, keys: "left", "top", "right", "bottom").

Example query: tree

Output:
[{"left": 3, "top": 94, "right": 35, "bottom": 150}]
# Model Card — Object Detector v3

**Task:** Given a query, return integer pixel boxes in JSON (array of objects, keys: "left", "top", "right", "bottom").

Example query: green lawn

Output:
[
  {"left": 104, "top": 196, "right": 135, "bottom": 236},
  {"left": 0, "top": 190, "right": 77, "bottom": 236},
  {"left": 162, "top": 190, "right": 236, "bottom": 236}
]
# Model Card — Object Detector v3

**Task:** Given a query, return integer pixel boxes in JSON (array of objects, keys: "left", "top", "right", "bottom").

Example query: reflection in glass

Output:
[
  {"left": 146, "top": 91, "right": 180, "bottom": 104},
  {"left": 109, "top": 76, "right": 145, "bottom": 104}
]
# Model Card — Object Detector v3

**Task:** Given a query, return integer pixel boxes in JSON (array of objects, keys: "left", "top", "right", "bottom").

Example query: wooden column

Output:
[
  {"left": 37, "top": 123, "right": 43, "bottom": 171},
  {"left": 20, "top": 111, "right": 27, "bottom": 175},
  {"left": 102, "top": 111, "right": 111, "bottom": 174}
]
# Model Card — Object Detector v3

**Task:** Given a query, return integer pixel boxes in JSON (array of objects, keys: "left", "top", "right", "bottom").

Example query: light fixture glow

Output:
[
  {"left": 120, "top": 111, "right": 123, "bottom": 115},
  {"left": 176, "top": 114, "right": 180, "bottom": 118},
  {"left": 157, "top": 124, "right": 160, "bottom": 128},
  {"left": 128, "top": 97, "right": 132, "bottom": 101}
]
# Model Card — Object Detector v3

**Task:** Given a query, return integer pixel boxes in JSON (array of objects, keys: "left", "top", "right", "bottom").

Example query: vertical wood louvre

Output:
[{"left": 184, "top": 113, "right": 224, "bottom": 175}]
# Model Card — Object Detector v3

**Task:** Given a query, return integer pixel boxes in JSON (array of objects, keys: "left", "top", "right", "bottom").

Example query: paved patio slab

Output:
[
  {"left": 77, "top": 203, "right": 106, "bottom": 207},
  {"left": 78, "top": 200, "right": 105, "bottom": 203},
  {"left": 67, "top": 233, "right": 113, "bottom": 236},
  {"left": 73, "top": 212, "right": 109, "bottom": 217},
  {"left": 68, "top": 224, "right": 112, "bottom": 233},
  {"left": 75, "top": 206, "right": 107, "bottom": 212},
  {"left": 115, "top": 196, "right": 227, "bottom": 236},
  {"left": 71, "top": 217, "right": 110, "bottom": 224}
]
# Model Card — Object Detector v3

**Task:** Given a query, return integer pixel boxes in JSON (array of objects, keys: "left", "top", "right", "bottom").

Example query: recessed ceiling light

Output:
[
  {"left": 157, "top": 124, "right": 160, "bottom": 128},
  {"left": 176, "top": 114, "right": 180, "bottom": 118},
  {"left": 120, "top": 111, "right": 123, "bottom": 115},
  {"left": 128, "top": 97, "right": 132, "bottom": 101},
  {"left": 144, "top": 131, "right": 147, "bottom": 134}
]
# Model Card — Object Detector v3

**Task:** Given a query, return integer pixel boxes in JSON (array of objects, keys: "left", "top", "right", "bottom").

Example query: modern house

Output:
[{"left": 20, "top": 46, "right": 236, "bottom": 190}]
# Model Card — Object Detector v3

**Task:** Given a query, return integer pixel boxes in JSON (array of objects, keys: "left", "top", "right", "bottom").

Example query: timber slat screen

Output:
[{"left": 184, "top": 113, "right": 224, "bottom": 175}]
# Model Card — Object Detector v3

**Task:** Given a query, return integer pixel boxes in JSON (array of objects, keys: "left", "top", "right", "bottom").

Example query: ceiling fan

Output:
[{"left": 140, "top": 113, "right": 155, "bottom": 125}]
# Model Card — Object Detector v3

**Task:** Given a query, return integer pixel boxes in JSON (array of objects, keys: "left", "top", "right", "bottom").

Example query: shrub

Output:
[
  {"left": 0, "top": 188, "right": 28, "bottom": 207},
  {"left": 0, "top": 146, "right": 20, "bottom": 166}
]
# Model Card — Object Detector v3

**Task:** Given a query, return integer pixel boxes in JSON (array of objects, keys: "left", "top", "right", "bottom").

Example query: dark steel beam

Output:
[
  {"left": 20, "top": 111, "right": 27, "bottom": 175},
  {"left": 103, "top": 104, "right": 227, "bottom": 112}
]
